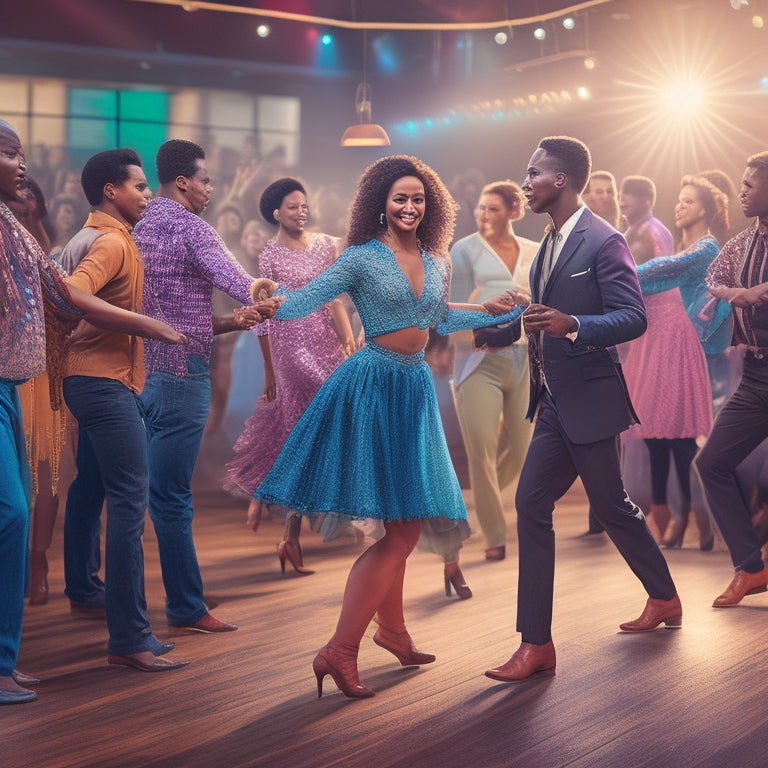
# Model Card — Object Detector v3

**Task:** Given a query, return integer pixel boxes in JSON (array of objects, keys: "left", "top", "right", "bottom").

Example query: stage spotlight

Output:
[
  {"left": 321, "top": 33, "right": 333, "bottom": 46},
  {"left": 577, "top": 87, "right": 590, "bottom": 100},
  {"left": 753, "top": 14, "right": 764, "bottom": 27},
  {"left": 495, "top": 31, "right": 508, "bottom": 44},
  {"left": 563, "top": 17, "right": 575, "bottom": 30},
  {"left": 730, "top": 0, "right": 749, "bottom": 9},
  {"left": 256, "top": 24, "right": 270, "bottom": 38},
  {"left": 584, "top": 56, "right": 597, "bottom": 70},
  {"left": 664, "top": 81, "right": 703, "bottom": 113},
  {"left": 761, "top": 76, "right": 768, "bottom": 88},
  {"left": 181, "top": 1, "right": 197, "bottom": 10},
  {"left": 533, "top": 27, "right": 546, "bottom": 41}
]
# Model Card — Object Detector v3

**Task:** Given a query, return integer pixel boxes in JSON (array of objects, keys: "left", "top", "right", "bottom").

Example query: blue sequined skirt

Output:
[{"left": 256, "top": 341, "right": 467, "bottom": 522}]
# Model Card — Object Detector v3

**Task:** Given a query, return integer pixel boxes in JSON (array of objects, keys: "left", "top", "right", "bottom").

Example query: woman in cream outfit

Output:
[{"left": 450, "top": 180, "right": 538, "bottom": 560}]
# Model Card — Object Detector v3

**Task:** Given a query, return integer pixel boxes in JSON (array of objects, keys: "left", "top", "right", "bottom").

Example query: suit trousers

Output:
[
  {"left": 695, "top": 352, "right": 768, "bottom": 573},
  {"left": 515, "top": 392, "right": 677, "bottom": 644},
  {"left": 452, "top": 346, "right": 532, "bottom": 549}
]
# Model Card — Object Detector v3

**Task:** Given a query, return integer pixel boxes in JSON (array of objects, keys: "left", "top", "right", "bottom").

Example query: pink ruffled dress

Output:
[{"left": 226, "top": 233, "right": 347, "bottom": 495}]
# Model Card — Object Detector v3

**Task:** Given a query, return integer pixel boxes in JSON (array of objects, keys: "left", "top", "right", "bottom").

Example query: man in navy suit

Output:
[{"left": 479, "top": 136, "right": 681, "bottom": 683}]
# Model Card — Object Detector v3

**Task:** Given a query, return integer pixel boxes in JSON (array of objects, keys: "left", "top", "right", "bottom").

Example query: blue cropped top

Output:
[{"left": 274, "top": 238, "right": 524, "bottom": 337}]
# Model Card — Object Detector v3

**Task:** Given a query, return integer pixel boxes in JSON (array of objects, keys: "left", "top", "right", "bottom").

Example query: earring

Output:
[{"left": 379, "top": 212, "right": 386, "bottom": 226}]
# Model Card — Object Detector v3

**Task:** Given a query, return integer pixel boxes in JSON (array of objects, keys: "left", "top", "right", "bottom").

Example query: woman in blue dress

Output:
[{"left": 254, "top": 156, "right": 525, "bottom": 699}]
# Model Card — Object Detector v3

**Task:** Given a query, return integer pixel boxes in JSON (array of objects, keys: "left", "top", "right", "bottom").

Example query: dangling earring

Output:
[{"left": 379, "top": 212, "right": 386, "bottom": 226}]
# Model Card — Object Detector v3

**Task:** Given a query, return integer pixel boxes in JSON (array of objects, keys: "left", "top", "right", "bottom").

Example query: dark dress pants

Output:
[
  {"left": 515, "top": 393, "right": 677, "bottom": 645},
  {"left": 695, "top": 352, "right": 768, "bottom": 573}
]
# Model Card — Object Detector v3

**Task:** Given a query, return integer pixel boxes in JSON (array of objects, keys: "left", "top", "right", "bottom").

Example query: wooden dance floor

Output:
[{"left": 5, "top": 477, "right": 768, "bottom": 768}]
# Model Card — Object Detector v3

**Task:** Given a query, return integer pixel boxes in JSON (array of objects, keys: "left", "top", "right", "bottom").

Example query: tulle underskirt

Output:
[{"left": 256, "top": 341, "right": 468, "bottom": 522}]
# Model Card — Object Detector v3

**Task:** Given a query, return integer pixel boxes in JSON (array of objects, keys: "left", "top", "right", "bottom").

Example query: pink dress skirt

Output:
[{"left": 622, "top": 288, "right": 712, "bottom": 440}]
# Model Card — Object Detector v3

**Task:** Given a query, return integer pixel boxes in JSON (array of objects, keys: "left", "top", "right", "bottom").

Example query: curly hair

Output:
[
  {"left": 346, "top": 155, "right": 456, "bottom": 255},
  {"left": 480, "top": 180, "right": 525, "bottom": 222},
  {"left": 259, "top": 177, "right": 307, "bottom": 225},
  {"left": 680, "top": 174, "right": 729, "bottom": 244}
]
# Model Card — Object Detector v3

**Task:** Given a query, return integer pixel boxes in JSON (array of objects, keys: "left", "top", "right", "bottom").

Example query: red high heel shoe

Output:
[
  {"left": 276, "top": 540, "right": 315, "bottom": 576},
  {"left": 444, "top": 563, "right": 472, "bottom": 600},
  {"left": 313, "top": 644, "right": 374, "bottom": 699},
  {"left": 373, "top": 626, "right": 436, "bottom": 666}
]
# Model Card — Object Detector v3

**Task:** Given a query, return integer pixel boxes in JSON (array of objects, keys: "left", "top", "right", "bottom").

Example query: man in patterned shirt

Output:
[
  {"left": 695, "top": 150, "right": 768, "bottom": 608},
  {"left": 132, "top": 140, "right": 276, "bottom": 634}
]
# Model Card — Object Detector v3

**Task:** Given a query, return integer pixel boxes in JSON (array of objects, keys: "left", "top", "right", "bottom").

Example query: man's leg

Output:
[
  {"left": 574, "top": 432, "right": 676, "bottom": 601},
  {"left": 695, "top": 368, "right": 768, "bottom": 572},
  {"left": 515, "top": 395, "right": 579, "bottom": 644},
  {"left": 141, "top": 362, "right": 210, "bottom": 624},
  {"left": 63, "top": 425, "right": 106, "bottom": 606},
  {"left": 64, "top": 377, "right": 153, "bottom": 655}
]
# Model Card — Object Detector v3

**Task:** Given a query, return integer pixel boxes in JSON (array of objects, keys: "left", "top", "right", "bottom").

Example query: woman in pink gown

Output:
[{"left": 226, "top": 178, "right": 355, "bottom": 574}]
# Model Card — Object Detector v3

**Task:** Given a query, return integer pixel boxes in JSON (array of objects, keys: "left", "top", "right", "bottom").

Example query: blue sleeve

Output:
[
  {"left": 275, "top": 248, "right": 356, "bottom": 321},
  {"left": 636, "top": 240, "right": 717, "bottom": 295},
  {"left": 435, "top": 304, "right": 525, "bottom": 335}
]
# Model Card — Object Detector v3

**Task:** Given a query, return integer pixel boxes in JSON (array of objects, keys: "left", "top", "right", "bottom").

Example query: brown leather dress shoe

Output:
[
  {"left": 108, "top": 652, "right": 189, "bottom": 672},
  {"left": 713, "top": 567, "right": 768, "bottom": 607},
  {"left": 170, "top": 612, "right": 238, "bottom": 633},
  {"left": 485, "top": 641, "right": 556, "bottom": 682},
  {"left": 619, "top": 595, "right": 682, "bottom": 631},
  {"left": 485, "top": 546, "right": 506, "bottom": 562}
]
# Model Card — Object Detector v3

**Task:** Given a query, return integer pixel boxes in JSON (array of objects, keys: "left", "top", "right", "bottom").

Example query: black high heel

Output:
[{"left": 444, "top": 564, "right": 472, "bottom": 600}]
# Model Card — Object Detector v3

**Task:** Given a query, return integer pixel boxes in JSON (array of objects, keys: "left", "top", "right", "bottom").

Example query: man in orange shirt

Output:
[{"left": 63, "top": 149, "right": 189, "bottom": 672}]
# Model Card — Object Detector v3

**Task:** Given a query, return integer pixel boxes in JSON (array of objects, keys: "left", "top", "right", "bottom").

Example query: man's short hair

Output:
[
  {"left": 746, "top": 151, "right": 768, "bottom": 179},
  {"left": 621, "top": 175, "right": 656, "bottom": 207},
  {"left": 538, "top": 136, "right": 592, "bottom": 194},
  {"left": 156, "top": 139, "right": 205, "bottom": 184},
  {"left": 80, "top": 148, "right": 142, "bottom": 207}
]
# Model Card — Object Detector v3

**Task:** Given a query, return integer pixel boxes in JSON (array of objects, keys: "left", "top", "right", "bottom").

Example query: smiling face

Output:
[
  {"left": 674, "top": 184, "right": 707, "bottom": 231},
  {"left": 740, "top": 165, "right": 768, "bottom": 221},
  {"left": 274, "top": 189, "right": 309, "bottom": 235},
  {"left": 385, "top": 175, "right": 425, "bottom": 235},
  {"left": 521, "top": 149, "right": 565, "bottom": 216},
  {"left": 0, "top": 125, "right": 26, "bottom": 205},
  {"left": 474, "top": 192, "right": 513, "bottom": 240}
]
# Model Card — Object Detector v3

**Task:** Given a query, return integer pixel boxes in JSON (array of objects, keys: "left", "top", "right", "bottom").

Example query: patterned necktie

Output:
[{"left": 539, "top": 230, "right": 557, "bottom": 295}]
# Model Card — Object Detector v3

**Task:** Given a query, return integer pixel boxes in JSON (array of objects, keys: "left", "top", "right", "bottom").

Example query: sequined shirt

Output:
[
  {"left": 0, "top": 203, "right": 79, "bottom": 382},
  {"left": 706, "top": 223, "right": 768, "bottom": 349},
  {"left": 132, "top": 196, "right": 255, "bottom": 376}
]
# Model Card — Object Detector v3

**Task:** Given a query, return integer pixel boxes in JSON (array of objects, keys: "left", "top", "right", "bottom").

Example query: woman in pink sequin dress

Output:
[{"left": 226, "top": 178, "right": 355, "bottom": 574}]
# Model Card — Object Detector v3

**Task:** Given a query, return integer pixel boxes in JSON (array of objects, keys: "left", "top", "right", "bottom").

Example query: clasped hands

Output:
[
  {"left": 522, "top": 304, "right": 578, "bottom": 338},
  {"left": 481, "top": 288, "right": 530, "bottom": 315},
  {"left": 709, "top": 281, "right": 768, "bottom": 309}
]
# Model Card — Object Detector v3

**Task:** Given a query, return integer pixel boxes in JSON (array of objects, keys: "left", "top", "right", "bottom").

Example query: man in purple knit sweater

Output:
[{"left": 132, "top": 139, "right": 277, "bottom": 633}]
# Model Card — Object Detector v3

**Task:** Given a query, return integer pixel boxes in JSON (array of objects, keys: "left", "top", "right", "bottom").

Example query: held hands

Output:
[
  {"left": 482, "top": 289, "right": 530, "bottom": 315},
  {"left": 233, "top": 299, "right": 280, "bottom": 329},
  {"left": 710, "top": 282, "right": 768, "bottom": 308},
  {"left": 523, "top": 304, "right": 577, "bottom": 338},
  {"left": 250, "top": 278, "right": 280, "bottom": 303}
]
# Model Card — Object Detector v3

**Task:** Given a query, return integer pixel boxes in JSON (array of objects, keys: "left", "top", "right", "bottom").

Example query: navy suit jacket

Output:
[{"left": 474, "top": 208, "right": 647, "bottom": 444}]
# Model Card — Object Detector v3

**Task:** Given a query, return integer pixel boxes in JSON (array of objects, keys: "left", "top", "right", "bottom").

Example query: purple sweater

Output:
[{"left": 133, "top": 197, "right": 254, "bottom": 376}]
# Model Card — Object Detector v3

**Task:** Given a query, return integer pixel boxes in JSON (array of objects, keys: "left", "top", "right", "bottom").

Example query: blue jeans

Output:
[
  {"left": 139, "top": 356, "right": 210, "bottom": 625},
  {"left": 0, "top": 380, "right": 31, "bottom": 676},
  {"left": 63, "top": 376, "right": 155, "bottom": 655}
]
